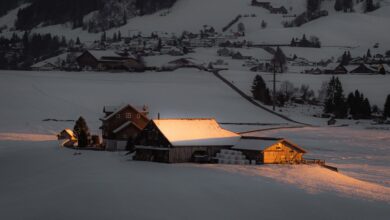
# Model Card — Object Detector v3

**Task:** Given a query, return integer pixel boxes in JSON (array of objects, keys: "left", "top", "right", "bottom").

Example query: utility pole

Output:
[{"left": 273, "top": 62, "right": 276, "bottom": 111}]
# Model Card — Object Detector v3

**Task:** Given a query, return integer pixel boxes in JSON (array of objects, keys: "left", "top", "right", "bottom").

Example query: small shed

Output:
[
  {"left": 57, "top": 129, "right": 77, "bottom": 141},
  {"left": 232, "top": 136, "right": 307, "bottom": 164},
  {"left": 57, "top": 129, "right": 78, "bottom": 147}
]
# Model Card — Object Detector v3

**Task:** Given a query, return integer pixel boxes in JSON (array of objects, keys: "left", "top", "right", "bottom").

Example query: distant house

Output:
[
  {"left": 76, "top": 50, "right": 144, "bottom": 72},
  {"left": 31, "top": 61, "right": 58, "bottom": 71},
  {"left": 100, "top": 104, "right": 150, "bottom": 151},
  {"left": 270, "top": 6, "right": 288, "bottom": 14},
  {"left": 134, "top": 119, "right": 241, "bottom": 163},
  {"left": 350, "top": 63, "right": 377, "bottom": 74},
  {"left": 232, "top": 136, "right": 307, "bottom": 164},
  {"left": 304, "top": 67, "right": 323, "bottom": 74},
  {"left": 251, "top": 0, "right": 271, "bottom": 9},
  {"left": 324, "top": 63, "right": 348, "bottom": 74},
  {"left": 57, "top": 129, "right": 77, "bottom": 147},
  {"left": 378, "top": 64, "right": 390, "bottom": 74},
  {"left": 217, "top": 48, "right": 231, "bottom": 57},
  {"left": 232, "top": 52, "right": 244, "bottom": 60}
]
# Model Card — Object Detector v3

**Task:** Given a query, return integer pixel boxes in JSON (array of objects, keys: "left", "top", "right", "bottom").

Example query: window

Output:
[
  {"left": 125, "top": 113, "right": 132, "bottom": 119},
  {"left": 137, "top": 114, "right": 141, "bottom": 119},
  {"left": 116, "top": 114, "right": 121, "bottom": 119}
]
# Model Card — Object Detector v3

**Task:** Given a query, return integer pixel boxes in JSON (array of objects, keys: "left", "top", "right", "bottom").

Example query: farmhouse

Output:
[
  {"left": 134, "top": 119, "right": 241, "bottom": 163},
  {"left": 232, "top": 136, "right": 307, "bottom": 164},
  {"left": 76, "top": 50, "right": 144, "bottom": 71},
  {"left": 350, "top": 63, "right": 377, "bottom": 74},
  {"left": 100, "top": 104, "right": 150, "bottom": 151},
  {"left": 324, "top": 63, "right": 348, "bottom": 74}
]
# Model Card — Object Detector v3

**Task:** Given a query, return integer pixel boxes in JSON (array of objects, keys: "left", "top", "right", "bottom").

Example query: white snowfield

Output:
[
  {"left": 0, "top": 141, "right": 388, "bottom": 220},
  {"left": 0, "top": 70, "right": 290, "bottom": 135}
]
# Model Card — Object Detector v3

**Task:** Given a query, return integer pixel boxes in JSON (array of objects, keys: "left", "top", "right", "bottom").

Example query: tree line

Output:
[{"left": 0, "top": 32, "right": 69, "bottom": 69}]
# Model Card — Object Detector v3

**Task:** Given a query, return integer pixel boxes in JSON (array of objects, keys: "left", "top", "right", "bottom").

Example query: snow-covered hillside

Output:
[{"left": 0, "top": 0, "right": 388, "bottom": 51}]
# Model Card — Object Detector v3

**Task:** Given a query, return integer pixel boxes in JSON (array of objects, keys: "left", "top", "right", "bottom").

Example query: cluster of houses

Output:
[
  {"left": 58, "top": 104, "right": 316, "bottom": 166},
  {"left": 305, "top": 63, "right": 390, "bottom": 75}
]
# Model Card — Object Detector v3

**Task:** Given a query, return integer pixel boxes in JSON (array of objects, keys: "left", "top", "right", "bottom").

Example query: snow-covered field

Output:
[
  {"left": 0, "top": 70, "right": 291, "bottom": 135},
  {"left": 0, "top": 70, "right": 389, "bottom": 219},
  {"left": 0, "top": 141, "right": 389, "bottom": 220}
]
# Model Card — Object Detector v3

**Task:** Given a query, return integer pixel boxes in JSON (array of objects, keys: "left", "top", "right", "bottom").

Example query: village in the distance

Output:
[{"left": 0, "top": 0, "right": 389, "bottom": 219}]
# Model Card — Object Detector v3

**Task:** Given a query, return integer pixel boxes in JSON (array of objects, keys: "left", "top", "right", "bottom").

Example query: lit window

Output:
[{"left": 126, "top": 113, "right": 132, "bottom": 119}]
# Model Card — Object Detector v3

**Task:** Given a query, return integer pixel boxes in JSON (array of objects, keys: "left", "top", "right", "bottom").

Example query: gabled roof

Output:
[
  {"left": 233, "top": 136, "right": 307, "bottom": 153},
  {"left": 152, "top": 118, "right": 240, "bottom": 146},
  {"left": 113, "top": 121, "right": 142, "bottom": 134},
  {"left": 85, "top": 50, "right": 137, "bottom": 61},
  {"left": 102, "top": 104, "right": 148, "bottom": 121},
  {"left": 279, "top": 139, "right": 307, "bottom": 153},
  {"left": 103, "top": 105, "right": 147, "bottom": 114}
]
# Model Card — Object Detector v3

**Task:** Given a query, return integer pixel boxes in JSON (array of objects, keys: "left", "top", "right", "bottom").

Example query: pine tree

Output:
[
  {"left": 365, "top": 0, "right": 375, "bottom": 12},
  {"left": 334, "top": 0, "right": 343, "bottom": 11},
  {"left": 379, "top": 65, "right": 386, "bottom": 75},
  {"left": 261, "top": 20, "right": 267, "bottom": 29},
  {"left": 101, "top": 31, "right": 106, "bottom": 42},
  {"left": 76, "top": 37, "right": 81, "bottom": 45},
  {"left": 123, "top": 10, "right": 127, "bottom": 25},
  {"left": 362, "top": 98, "right": 371, "bottom": 119},
  {"left": 113, "top": 32, "right": 117, "bottom": 42},
  {"left": 384, "top": 94, "right": 390, "bottom": 118},
  {"left": 73, "top": 117, "right": 90, "bottom": 147},
  {"left": 367, "top": 49, "right": 372, "bottom": 58},
  {"left": 324, "top": 77, "right": 347, "bottom": 118},
  {"left": 251, "top": 75, "right": 272, "bottom": 105},
  {"left": 272, "top": 46, "right": 287, "bottom": 73},
  {"left": 307, "top": 0, "right": 320, "bottom": 14},
  {"left": 118, "top": 31, "right": 122, "bottom": 41}
]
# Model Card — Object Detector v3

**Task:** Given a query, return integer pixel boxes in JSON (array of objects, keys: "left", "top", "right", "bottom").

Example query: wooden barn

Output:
[
  {"left": 76, "top": 50, "right": 144, "bottom": 71},
  {"left": 100, "top": 104, "right": 150, "bottom": 151},
  {"left": 134, "top": 119, "right": 241, "bottom": 163},
  {"left": 232, "top": 136, "right": 307, "bottom": 164}
]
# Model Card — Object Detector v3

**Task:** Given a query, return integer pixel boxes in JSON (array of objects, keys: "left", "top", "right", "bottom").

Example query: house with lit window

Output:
[{"left": 100, "top": 104, "right": 150, "bottom": 151}]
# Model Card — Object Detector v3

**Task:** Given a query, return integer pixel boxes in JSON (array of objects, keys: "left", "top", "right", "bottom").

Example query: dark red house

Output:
[
  {"left": 100, "top": 104, "right": 150, "bottom": 151},
  {"left": 77, "top": 50, "right": 144, "bottom": 71}
]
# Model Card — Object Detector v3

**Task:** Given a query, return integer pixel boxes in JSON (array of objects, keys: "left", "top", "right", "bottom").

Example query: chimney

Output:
[{"left": 158, "top": 113, "right": 160, "bottom": 120}]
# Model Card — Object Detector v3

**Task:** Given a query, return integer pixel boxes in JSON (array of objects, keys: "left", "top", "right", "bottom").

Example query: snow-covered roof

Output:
[
  {"left": 232, "top": 137, "right": 282, "bottom": 151},
  {"left": 102, "top": 104, "right": 148, "bottom": 121},
  {"left": 88, "top": 50, "right": 132, "bottom": 61},
  {"left": 31, "top": 61, "right": 57, "bottom": 69},
  {"left": 104, "top": 105, "right": 147, "bottom": 113},
  {"left": 345, "top": 65, "right": 359, "bottom": 72},
  {"left": 153, "top": 119, "right": 240, "bottom": 146}
]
